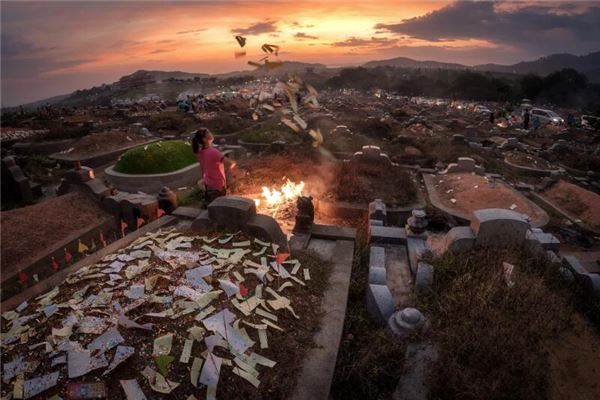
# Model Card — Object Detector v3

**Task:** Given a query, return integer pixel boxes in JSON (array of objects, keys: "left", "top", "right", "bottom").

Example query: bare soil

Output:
[
  {"left": 326, "top": 161, "right": 418, "bottom": 206},
  {"left": 1, "top": 192, "right": 111, "bottom": 274},
  {"left": 434, "top": 173, "right": 542, "bottom": 220},
  {"left": 542, "top": 180, "right": 600, "bottom": 229}
]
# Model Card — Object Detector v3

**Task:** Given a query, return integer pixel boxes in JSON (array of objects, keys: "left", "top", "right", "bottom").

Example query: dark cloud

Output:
[
  {"left": 176, "top": 28, "right": 206, "bottom": 35},
  {"left": 231, "top": 20, "right": 278, "bottom": 35},
  {"left": 374, "top": 1, "right": 600, "bottom": 53},
  {"left": 294, "top": 32, "right": 319, "bottom": 40},
  {"left": 1, "top": 35, "right": 47, "bottom": 57},
  {"left": 331, "top": 36, "right": 394, "bottom": 48}
]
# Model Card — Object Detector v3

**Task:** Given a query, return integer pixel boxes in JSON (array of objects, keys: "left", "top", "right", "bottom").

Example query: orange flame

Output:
[{"left": 260, "top": 179, "right": 305, "bottom": 207}]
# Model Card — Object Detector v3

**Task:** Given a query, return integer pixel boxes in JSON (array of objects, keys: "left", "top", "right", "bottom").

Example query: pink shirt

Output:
[{"left": 197, "top": 147, "right": 226, "bottom": 190}]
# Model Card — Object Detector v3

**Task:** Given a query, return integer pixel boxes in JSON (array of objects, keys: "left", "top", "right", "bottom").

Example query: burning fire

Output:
[{"left": 255, "top": 179, "right": 305, "bottom": 208}]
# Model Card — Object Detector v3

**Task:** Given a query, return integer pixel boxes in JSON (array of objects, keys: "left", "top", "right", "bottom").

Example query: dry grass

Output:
[
  {"left": 420, "top": 248, "right": 575, "bottom": 400},
  {"left": 333, "top": 161, "right": 417, "bottom": 205}
]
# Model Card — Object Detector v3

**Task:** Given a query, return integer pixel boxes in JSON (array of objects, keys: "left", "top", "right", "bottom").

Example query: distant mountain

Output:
[
  {"left": 474, "top": 52, "right": 600, "bottom": 79},
  {"left": 11, "top": 52, "right": 600, "bottom": 110},
  {"left": 363, "top": 57, "right": 468, "bottom": 70},
  {"left": 362, "top": 52, "right": 600, "bottom": 82},
  {"left": 215, "top": 61, "right": 332, "bottom": 79}
]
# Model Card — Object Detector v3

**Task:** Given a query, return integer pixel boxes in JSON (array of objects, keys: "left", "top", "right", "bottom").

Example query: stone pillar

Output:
[
  {"left": 406, "top": 209, "right": 428, "bottom": 235},
  {"left": 369, "top": 199, "right": 387, "bottom": 225}
]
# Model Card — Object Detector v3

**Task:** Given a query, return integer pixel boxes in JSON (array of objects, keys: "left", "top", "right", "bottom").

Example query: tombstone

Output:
[
  {"left": 406, "top": 209, "right": 428, "bottom": 235},
  {"left": 369, "top": 199, "right": 387, "bottom": 223},
  {"left": 388, "top": 308, "right": 427, "bottom": 337},
  {"left": 451, "top": 134, "right": 466, "bottom": 145},
  {"left": 208, "top": 196, "right": 256, "bottom": 232},
  {"left": 246, "top": 214, "right": 288, "bottom": 250},
  {"left": 471, "top": 209, "right": 529, "bottom": 248}
]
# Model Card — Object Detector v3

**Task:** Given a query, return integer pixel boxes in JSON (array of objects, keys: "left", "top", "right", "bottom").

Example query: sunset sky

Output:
[{"left": 2, "top": 1, "right": 600, "bottom": 106}]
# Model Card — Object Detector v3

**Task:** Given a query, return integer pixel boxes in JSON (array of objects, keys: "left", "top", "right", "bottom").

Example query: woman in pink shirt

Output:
[{"left": 192, "top": 128, "right": 235, "bottom": 205}]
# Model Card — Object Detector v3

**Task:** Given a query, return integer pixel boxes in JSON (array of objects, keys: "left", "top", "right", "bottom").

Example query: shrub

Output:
[{"left": 114, "top": 140, "right": 197, "bottom": 174}]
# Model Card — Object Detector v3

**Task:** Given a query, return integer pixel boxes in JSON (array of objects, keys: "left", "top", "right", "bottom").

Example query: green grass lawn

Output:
[{"left": 114, "top": 140, "right": 197, "bottom": 174}]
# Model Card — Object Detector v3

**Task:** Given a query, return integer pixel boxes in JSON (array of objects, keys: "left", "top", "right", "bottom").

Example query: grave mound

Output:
[{"left": 114, "top": 140, "right": 196, "bottom": 174}]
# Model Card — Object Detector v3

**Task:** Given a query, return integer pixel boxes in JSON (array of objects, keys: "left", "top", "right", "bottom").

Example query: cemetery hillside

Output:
[{"left": 1, "top": 1, "right": 600, "bottom": 400}]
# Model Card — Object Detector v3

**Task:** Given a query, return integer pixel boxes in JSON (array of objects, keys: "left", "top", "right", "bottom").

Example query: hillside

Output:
[
  {"left": 474, "top": 52, "right": 600, "bottom": 81},
  {"left": 363, "top": 57, "right": 468, "bottom": 70},
  {"left": 11, "top": 52, "right": 600, "bottom": 110}
]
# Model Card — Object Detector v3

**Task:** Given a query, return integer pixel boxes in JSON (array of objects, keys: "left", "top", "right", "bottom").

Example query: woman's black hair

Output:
[{"left": 191, "top": 127, "right": 211, "bottom": 153}]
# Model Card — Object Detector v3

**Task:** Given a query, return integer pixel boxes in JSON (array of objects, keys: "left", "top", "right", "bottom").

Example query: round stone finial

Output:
[
  {"left": 396, "top": 308, "right": 426, "bottom": 330},
  {"left": 412, "top": 209, "right": 426, "bottom": 218}
]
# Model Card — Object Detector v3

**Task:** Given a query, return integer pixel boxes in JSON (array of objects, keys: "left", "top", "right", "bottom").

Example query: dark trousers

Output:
[{"left": 204, "top": 186, "right": 226, "bottom": 207}]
